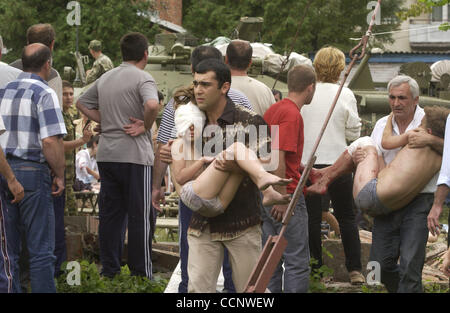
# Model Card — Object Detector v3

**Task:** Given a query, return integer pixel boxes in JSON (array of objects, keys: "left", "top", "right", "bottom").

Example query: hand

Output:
[
  {"left": 352, "top": 147, "right": 367, "bottom": 165},
  {"left": 93, "top": 123, "right": 102, "bottom": 134},
  {"left": 7, "top": 177, "right": 24, "bottom": 204},
  {"left": 270, "top": 204, "right": 288, "bottom": 222},
  {"left": 309, "top": 167, "right": 324, "bottom": 185},
  {"left": 151, "top": 187, "right": 165, "bottom": 213},
  {"left": 427, "top": 204, "right": 442, "bottom": 236},
  {"left": 123, "top": 117, "right": 146, "bottom": 137},
  {"left": 52, "top": 176, "right": 65, "bottom": 197},
  {"left": 407, "top": 128, "right": 430, "bottom": 149},
  {"left": 442, "top": 250, "right": 450, "bottom": 277},
  {"left": 201, "top": 156, "right": 215, "bottom": 164},
  {"left": 86, "top": 69, "right": 91, "bottom": 75},
  {"left": 160, "top": 140, "right": 174, "bottom": 164},
  {"left": 82, "top": 127, "right": 93, "bottom": 143}
]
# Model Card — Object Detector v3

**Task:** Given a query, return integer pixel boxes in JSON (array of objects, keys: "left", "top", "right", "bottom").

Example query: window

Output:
[{"left": 431, "top": 5, "right": 450, "bottom": 22}]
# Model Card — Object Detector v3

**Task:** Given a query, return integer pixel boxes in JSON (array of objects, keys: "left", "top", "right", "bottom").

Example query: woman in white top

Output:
[{"left": 301, "top": 46, "right": 364, "bottom": 284}]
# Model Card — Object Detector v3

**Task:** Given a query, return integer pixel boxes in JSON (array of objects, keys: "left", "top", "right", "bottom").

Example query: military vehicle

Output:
[
  {"left": 65, "top": 16, "right": 450, "bottom": 131},
  {"left": 347, "top": 52, "right": 450, "bottom": 133}
]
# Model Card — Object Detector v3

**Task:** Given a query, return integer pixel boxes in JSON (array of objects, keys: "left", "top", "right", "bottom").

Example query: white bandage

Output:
[
  {"left": 347, "top": 136, "right": 381, "bottom": 156},
  {"left": 174, "top": 102, "right": 206, "bottom": 137}
]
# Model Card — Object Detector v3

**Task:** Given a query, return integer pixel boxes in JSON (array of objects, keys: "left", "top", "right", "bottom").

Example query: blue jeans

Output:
[
  {"left": 3, "top": 159, "right": 56, "bottom": 293},
  {"left": 261, "top": 194, "right": 310, "bottom": 293},
  {"left": 370, "top": 193, "right": 433, "bottom": 293}
]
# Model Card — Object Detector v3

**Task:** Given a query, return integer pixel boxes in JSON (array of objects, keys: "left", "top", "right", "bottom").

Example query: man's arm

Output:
[
  {"left": 42, "top": 135, "right": 65, "bottom": 196},
  {"left": 76, "top": 100, "right": 101, "bottom": 123},
  {"left": 428, "top": 184, "right": 449, "bottom": 236},
  {"left": 85, "top": 61, "right": 101, "bottom": 85},
  {"left": 143, "top": 99, "right": 160, "bottom": 131},
  {"left": 152, "top": 142, "right": 171, "bottom": 211},
  {"left": 63, "top": 127, "right": 92, "bottom": 152},
  {"left": 270, "top": 149, "right": 287, "bottom": 222}
]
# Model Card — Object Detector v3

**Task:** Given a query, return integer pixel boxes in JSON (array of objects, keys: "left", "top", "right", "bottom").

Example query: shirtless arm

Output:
[{"left": 381, "top": 113, "right": 409, "bottom": 149}]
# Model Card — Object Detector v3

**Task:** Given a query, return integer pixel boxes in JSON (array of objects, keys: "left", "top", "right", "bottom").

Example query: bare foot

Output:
[
  {"left": 262, "top": 187, "right": 291, "bottom": 206},
  {"left": 255, "top": 172, "right": 292, "bottom": 191}
]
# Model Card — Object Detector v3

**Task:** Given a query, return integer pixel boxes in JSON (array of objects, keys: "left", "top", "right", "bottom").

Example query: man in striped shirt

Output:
[
  {"left": 152, "top": 46, "right": 252, "bottom": 293},
  {"left": 0, "top": 43, "right": 66, "bottom": 293}
]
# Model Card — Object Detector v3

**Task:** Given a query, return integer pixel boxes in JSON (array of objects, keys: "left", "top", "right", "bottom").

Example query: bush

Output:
[{"left": 56, "top": 260, "right": 168, "bottom": 293}]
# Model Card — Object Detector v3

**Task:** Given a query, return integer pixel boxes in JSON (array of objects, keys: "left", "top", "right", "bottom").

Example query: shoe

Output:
[{"left": 349, "top": 271, "right": 365, "bottom": 285}]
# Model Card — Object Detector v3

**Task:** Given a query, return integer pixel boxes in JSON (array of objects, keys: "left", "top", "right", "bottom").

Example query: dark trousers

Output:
[
  {"left": 0, "top": 197, "right": 13, "bottom": 293},
  {"left": 98, "top": 162, "right": 154, "bottom": 278},
  {"left": 178, "top": 199, "right": 235, "bottom": 293},
  {"left": 306, "top": 169, "right": 362, "bottom": 272},
  {"left": 53, "top": 189, "right": 67, "bottom": 276},
  {"left": 370, "top": 193, "right": 433, "bottom": 293}
]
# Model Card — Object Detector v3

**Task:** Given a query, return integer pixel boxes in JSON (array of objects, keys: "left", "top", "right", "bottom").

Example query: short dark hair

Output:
[
  {"left": 22, "top": 44, "right": 51, "bottom": 73},
  {"left": 287, "top": 64, "right": 316, "bottom": 93},
  {"left": 120, "top": 32, "right": 149, "bottom": 62},
  {"left": 27, "top": 24, "right": 55, "bottom": 48},
  {"left": 195, "top": 58, "right": 231, "bottom": 89},
  {"left": 226, "top": 40, "right": 252, "bottom": 71},
  {"left": 62, "top": 80, "right": 73, "bottom": 89},
  {"left": 191, "top": 46, "right": 223, "bottom": 72},
  {"left": 87, "top": 135, "right": 100, "bottom": 148},
  {"left": 157, "top": 90, "right": 164, "bottom": 102}
]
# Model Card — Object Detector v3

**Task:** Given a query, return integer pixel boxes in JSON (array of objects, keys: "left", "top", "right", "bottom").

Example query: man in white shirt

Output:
[
  {"left": 427, "top": 114, "right": 450, "bottom": 277},
  {"left": 309, "top": 75, "right": 444, "bottom": 292},
  {"left": 0, "top": 35, "right": 21, "bottom": 87},
  {"left": 225, "top": 40, "right": 276, "bottom": 116}
]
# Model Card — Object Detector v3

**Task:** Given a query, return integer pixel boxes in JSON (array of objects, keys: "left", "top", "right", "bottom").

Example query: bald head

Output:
[
  {"left": 22, "top": 43, "right": 52, "bottom": 76},
  {"left": 226, "top": 40, "right": 253, "bottom": 71}
]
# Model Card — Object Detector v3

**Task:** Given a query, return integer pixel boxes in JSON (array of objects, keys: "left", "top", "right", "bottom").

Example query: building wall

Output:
[{"left": 153, "top": 0, "right": 182, "bottom": 26}]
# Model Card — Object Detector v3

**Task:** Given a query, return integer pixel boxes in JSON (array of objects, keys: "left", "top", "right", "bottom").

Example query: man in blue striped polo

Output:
[{"left": 0, "top": 43, "right": 66, "bottom": 293}]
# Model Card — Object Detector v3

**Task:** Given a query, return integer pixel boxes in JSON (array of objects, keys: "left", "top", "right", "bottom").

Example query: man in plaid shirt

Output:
[{"left": 0, "top": 43, "right": 66, "bottom": 293}]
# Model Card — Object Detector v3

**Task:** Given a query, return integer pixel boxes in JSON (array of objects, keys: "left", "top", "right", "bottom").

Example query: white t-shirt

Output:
[
  {"left": 76, "top": 149, "right": 98, "bottom": 184},
  {"left": 371, "top": 105, "right": 439, "bottom": 193},
  {"left": 231, "top": 75, "right": 275, "bottom": 116},
  {"left": 0, "top": 63, "right": 21, "bottom": 88},
  {"left": 301, "top": 83, "right": 361, "bottom": 165}
]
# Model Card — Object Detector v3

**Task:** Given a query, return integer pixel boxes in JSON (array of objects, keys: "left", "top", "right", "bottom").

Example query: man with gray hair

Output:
[
  {"left": 0, "top": 35, "right": 22, "bottom": 87},
  {"left": 367, "top": 75, "right": 443, "bottom": 293},
  {"left": 309, "top": 75, "right": 444, "bottom": 292}
]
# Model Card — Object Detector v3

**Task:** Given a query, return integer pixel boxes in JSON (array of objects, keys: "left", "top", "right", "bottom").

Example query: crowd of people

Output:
[{"left": 0, "top": 23, "right": 449, "bottom": 294}]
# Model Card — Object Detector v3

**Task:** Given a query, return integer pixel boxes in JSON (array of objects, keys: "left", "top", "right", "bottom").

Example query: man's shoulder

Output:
[{"left": 234, "top": 103, "right": 266, "bottom": 126}]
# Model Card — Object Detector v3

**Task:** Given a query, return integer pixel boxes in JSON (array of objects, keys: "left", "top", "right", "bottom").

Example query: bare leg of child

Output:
[{"left": 192, "top": 142, "right": 291, "bottom": 206}]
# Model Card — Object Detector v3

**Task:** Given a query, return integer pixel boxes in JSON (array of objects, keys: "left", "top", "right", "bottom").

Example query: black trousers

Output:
[
  {"left": 97, "top": 162, "right": 154, "bottom": 278},
  {"left": 306, "top": 166, "right": 362, "bottom": 272}
]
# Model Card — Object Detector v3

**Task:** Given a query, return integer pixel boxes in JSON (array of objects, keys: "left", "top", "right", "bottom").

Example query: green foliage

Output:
[
  {"left": 0, "top": 0, "right": 160, "bottom": 73},
  {"left": 56, "top": 260, "right": 168, "bottom": 293},
  {"left": 182, "top": 0, "right": 403, "bottom": 53},
  {"left": 308, "top": 257, "right": 334, "bottom": 293},
  {"left": 397, "top": 0, "right": 450, "bottom": 30},
  {"left": 423, "top": 282, "right": 450, "bottom": 293}
]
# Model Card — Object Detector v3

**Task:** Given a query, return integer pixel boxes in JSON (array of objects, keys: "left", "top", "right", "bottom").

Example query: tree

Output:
[
  {"left": 0, "top": 0, "right": 160, "bottom": 73},
  {"left": 182, "top": 0, "right": 404, "bottom": 54},
  {"left": 397, "top": 0, "right": 450, "bottom": 30}
]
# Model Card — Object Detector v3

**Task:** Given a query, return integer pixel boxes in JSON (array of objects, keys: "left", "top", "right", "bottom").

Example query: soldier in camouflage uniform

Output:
[
  {"left": 85, "top": 40, "right": 114, "bottom": 85},
  {"left": 62, "top": 81, "right": 92, "bottom": 215}
]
